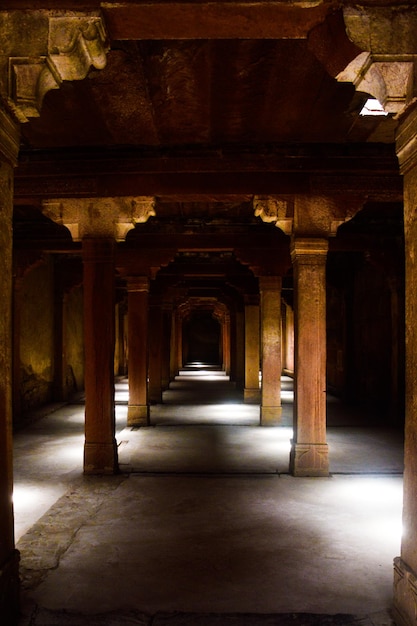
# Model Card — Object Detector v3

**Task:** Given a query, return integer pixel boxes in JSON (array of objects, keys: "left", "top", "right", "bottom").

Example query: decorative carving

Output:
[
  {"left": 290, "top": 443, "right": 329, "bottom": 477},
  {"left": 253, "top": 195, "right": 293, "bottom": 235},
  {"left": 337, "top": 52, "right": 415, "bottom": 116},
  {"left": 42, "top": 196, "right": 156, "bottom": 241},
  {"left": 8, "top": 15, "right": 109, "bottom": 122}
]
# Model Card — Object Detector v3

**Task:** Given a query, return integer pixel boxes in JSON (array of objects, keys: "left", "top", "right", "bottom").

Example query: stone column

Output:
[
  {"left": 161, "top": 300, "right": 173, "bottom": 389},
  {"left": 290, "top": 238, "right": 329, "bottom": 477},
  {"left": 82, "top": 237, "right": 118, "bottom": 474},
  {"left": 127, "top": 277, "right": 150, "bottom": 426},
  {"left": 53, "top": 285, "right": 67, "bottom": 401},
  {"left": 244, "top": 295, "right": 261, "bottom": 403},
  {"left": 149, "top": 296, "right": 163, "bottom": 403},
  {"left": 259, "top": 276, "right": 282, "bottom": 426},
  {"left": 393, "top": 106, "right": 417, "bottom": 626},
  {"left": 170, "top": 306, "right": 179, "bottom": 380},
  {"left": 235, "top": 308, "right": 245, "bottom": 389},
  {"left": 224, "top": 311, "right": 231, "bottom": 375},
  {"left": 0, "top": 108, "right": 20, "bottom": 624}
]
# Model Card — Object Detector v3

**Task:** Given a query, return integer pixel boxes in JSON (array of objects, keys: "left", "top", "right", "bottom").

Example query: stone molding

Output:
[
  {"left": 393, "top": 556, "right": 417, "bottom": 626},
  {"left": 42, "top": 196, "right": 156, "bottom": 241},
  {"left": 290, "top": 237, "right": 329, "bottom": 264},
  {"left": 7, "top": 14, "right": 108, "bottom": 123},
  {"left": 258, "top": 275, "right": 282, "bottom": 292},
  {"left": 396, "top": 105, "right": 417, "bottom": 175}
]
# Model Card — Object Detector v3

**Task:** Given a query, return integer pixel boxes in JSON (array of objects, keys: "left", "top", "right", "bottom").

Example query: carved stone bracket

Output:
[
  {"left": 253, "top": 195, "right": 293, "bottom": 235},
  {"left": 337, "top": 51, "right": 416, "bottom": 116},
  {"left": 393, "top": 557, "right": 417, "bottom": 626},
  {"left": 7, "top": 14, "right": 108, "bottom": 123},
  {"left": 338, "top": 5, "right": 417, "bottom": 117},
  {"left": 42, "top": 196, "right": 156, "bottom": 241}
]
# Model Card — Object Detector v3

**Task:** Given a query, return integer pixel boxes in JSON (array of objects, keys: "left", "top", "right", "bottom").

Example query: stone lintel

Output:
[
  {"left": 260, "top": 406, "right": 282, "bottom": 427},
  {"left": 42, "top": 196, "right": 156, "bottom": 241},
  {"left": 244, "top": 388, "right": 260, "bottom": 404},
  {"left": 290, "top": 237, "right": 329, "bottom": 264},
  {"left": 393, "top": 556, "right": 417, "bottom": 626},
  {"left": 290, "top": 442, "right": 329, "bottom": 477},
  {"left": 84, "top": 441, "right": 118, "bottom": 475},
  {"left": 127, "top": 405, "right": 150, "bottom": 427}
]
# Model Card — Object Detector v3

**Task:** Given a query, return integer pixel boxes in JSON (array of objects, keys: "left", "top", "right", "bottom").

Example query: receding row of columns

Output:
[{"left": 79, "top": 235, "right": 329, "bottom": 482}]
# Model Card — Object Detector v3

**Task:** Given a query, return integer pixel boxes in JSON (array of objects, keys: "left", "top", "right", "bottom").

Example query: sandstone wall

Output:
[{"left": 20, "top": 258, "right": 54, "bottom": 412}]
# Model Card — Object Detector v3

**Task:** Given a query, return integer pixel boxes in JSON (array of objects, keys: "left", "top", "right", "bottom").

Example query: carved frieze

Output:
[{"left": 5, "top": 13, "right": 109, "bottom": 123}]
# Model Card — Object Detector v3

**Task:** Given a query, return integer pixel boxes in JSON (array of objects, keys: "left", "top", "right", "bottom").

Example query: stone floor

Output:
[{"left": 14, "top": 367, "right": 404, "bottom": 626}]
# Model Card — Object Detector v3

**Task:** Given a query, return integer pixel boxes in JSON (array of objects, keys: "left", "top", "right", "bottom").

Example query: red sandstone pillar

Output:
[
  {"left": 82, "top": 237, "right": 118, "bottom": 474},
  {"left": 244, "top": 295, "right": 261, "bottom": 403},
  {"left": 127, "top": 277, "right": 150, "bottom": 426},
  {"left": 0, "top": 111, "right": 20, "bottom": 624},
  {"left": 393, "top": 107, "right": 417, "bottom": 625},
  {"left": 259, "top": 276, "right": 282, "bottom": 425},
  {"left": 149, "top": 296, "right": 163, "bottom": 403},
  {"left": 290, "top": 238, "right": 329, "bottom": 476},
  {"left": 161, "top": 300, "right": 173, "bottom": 389}
]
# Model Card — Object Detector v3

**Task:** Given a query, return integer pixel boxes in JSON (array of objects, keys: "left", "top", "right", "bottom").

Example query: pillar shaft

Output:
[
  {"left": 149, "top": 297, "right": 163, "bottom": 403},
  {"left": 394, "top": 106, "right": 417, "bottom": 625},
  {"left": 290, "top": 238, "right": 329, "bottom": 476},
  {"left": 244, "top": 298, "right": 260, "bottom": 403},
  {"left": 127, "top": 277, "right": 150, "bottom": 426},
  {"left": 259, "top": 276, "right": 282, "bottom": 425},
  {"left": 82, "top": 237, "right": 118, "bottom": 474},
  {"left": 0, "top": 111, "right": 20, "bottom": 624}
]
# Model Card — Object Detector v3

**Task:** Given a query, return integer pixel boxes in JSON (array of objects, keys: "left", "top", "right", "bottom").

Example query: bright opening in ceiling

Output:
[{"left": 360, "top": 98, "right": 389, "bottom": 116}]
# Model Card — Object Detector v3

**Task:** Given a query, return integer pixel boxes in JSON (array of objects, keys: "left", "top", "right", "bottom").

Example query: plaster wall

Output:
[
  {"left": 20, "top": 258, "right": 54, "bottom": 412},
  {"left": 64, "top": 285, "right": 84, "bottom": 396}
]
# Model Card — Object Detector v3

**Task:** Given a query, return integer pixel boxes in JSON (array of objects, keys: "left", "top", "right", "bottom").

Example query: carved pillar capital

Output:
[
  {"left": 0, "top": 106, "right": 20, "bottom": 165},
  {"left": 126, "top": 276, "right": 150, "bottom": 293},
  {"left": 42, "top": 196, "right": 156, "bottom": 241},
  {"left": 258, "top": 275, "right": 282, "bottom": 292},
  {"left": 4, "top": 12, "right": 109, "bottom": 123},
  {"left": 290, "top": 237, "right": 329, "bottom": 265}
]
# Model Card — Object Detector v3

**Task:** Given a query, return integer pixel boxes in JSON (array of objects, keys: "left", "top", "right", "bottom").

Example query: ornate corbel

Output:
[
  {"left": 42, "top": 196, "right": 156, "bottom": 242},
  {"left": 8, "top": 14, "right": 109, "bottom": 123},
  {"left": 338, "top": 5, "right": 417, "bottom": 117},
  {"left": 253, "top": 195, "right": 293, "bottom": 235}
]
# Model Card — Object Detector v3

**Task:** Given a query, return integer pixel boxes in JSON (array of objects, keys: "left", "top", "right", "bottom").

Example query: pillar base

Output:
[
  {"left": 127, "top": 404, "right": 150, "bottom": 427},
  {"left": 290, "top": 442, "right": 329, "bottom": 477},
  {"left": 393, "top": 557, "right": 417, "bottom": 626},
  {"left": 260, "top": 406, "right": 282, "bottom": 426},
  {"left": 244, "top": 388, "right": 261, "bottom": 403},
  {"left": 0, "top": 549, "right": 20, "bottom": 626},
  {"left": 84, "top": 441, "right": 119, "bottom": 475}
]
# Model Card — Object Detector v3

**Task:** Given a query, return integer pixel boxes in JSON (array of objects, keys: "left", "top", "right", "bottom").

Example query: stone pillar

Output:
[
  {"left": 170, "top": 306, "right": 179, "bottom": 380},
  {"left": 244, "top": 296, "right": 261, "bottom": 403},
  {"left": 149, "top": 297, "right": 163, "bottom": 403},
  {"left": 393, "top": 106, "right": 417, "bottom": 626},
  {"left": 127, "top": 277, "right": 150, "bottom": 426},
  {"left": 224, "top": 312, "right": 231, "bottom": 375},
  {"left": 53, "top": 285, "right": 67, "bottom": 401},
  {"left": 235, "top": 308, "right": 245, "bottom": 389},
  {"left": 290, "top": 238, "right": 329, "bottom": 477},
  {"left": 161, "top": 300, "right": 172, "bottom": 389},
  {"left": 259, "top": 276, "right": 282, "bottom": 426},
  {"left": 12, "top": 274, "right": 23, "bottom": 422},
  {"left": 82, "top": 237, "right": 118, "bottom": 474},
  {"left": 0, "top": 108, "right": 20, "bottom": 624}
]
